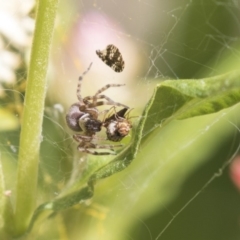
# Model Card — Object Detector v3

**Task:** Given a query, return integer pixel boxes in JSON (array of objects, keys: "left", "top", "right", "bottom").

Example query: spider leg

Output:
[
  {"left": 95, "top": 99, "right": 129, "bottom": 108},
  {"left": 92, "top": 83, "right": 125, "bottom": 106},
  {"left": 77, "top": 62, "right": 93, "bottom": 103},
  {"left": 98, "top": 108, "right": 113, "bottom": 122},
  {"left": 83, "top": 95, "right": 129, "bottom": 109},
  {"left": 95, "top": 144, "right": 124, "bottom": 149},
  {"left": 99, "top": 108, "right": 111, "bottom": 116},
  {"left": 77, "top": 147, "right": 116, "bottom": 155},
  {"left": 93, "top": 84, "right": 125, "bottom": 96},
  {"left": 73, "top": 134, "right": 93, "bottom": 143}
]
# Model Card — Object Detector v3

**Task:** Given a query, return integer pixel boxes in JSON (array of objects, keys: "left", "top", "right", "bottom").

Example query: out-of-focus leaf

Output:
[
  {"left": 0, "top": 159, "right": 6, "bottom": 232},
  {"left": 0, "top": 108, "right": 19, "bottom": 131}
]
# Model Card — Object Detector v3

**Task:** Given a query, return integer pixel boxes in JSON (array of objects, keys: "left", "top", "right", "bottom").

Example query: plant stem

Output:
[{"left": 14, "top": 0, "right": 59, "bottom": 236}]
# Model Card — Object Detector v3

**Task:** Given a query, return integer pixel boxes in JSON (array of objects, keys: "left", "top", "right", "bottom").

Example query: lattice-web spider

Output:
[{"left": 66, "top": 63, "right": 129, "bottom": 155}]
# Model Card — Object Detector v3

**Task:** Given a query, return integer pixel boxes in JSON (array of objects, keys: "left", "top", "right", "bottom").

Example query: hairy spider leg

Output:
[
  {"left": 82, "top": 83, "right": 127, "bottom": 107},
  {"left": 94, "top": 84, "right": 125, "bottom": 96},
  {"left": 82, "top": 83, "right": 127, "bottom": 108},
  {"left": 76, "top": 62, "right": 93, "bottom": 104},
  {"left": 74, "top": 134, "right": 123, "bottom": 147},
  {"left": 84, "top": 94, "right": 129, "bottom": 109},
  {"left": 92, "top": 83, "right": 125, "bottom": 105},
  {"left": 73, "top": 134, "right": 124, "bottom": 147},
  {"left": 74, "top": 134, "right": 123, "bottom": 155},
  {"left": 94, "top": 144, "right": 123, "bottom": 149},
  {"left": 77, "top": 148, "right": 116, "bottom": 155}
]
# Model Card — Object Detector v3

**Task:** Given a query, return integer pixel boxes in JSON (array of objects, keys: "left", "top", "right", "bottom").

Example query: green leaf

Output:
[
  {"left": 28, "top": 185, "right": 93, "bottom": 233},
  {"left": 142, "top": 70, "right": 240, "bottom": 137},
  {"left": 91, "top": 103, "right": 240, "bottom": 240},
  {"left": 87, "top": 70, "right": 240, "bottom": 240}
]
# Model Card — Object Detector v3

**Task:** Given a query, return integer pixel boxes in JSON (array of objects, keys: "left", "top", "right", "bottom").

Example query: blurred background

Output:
[{"left": 1, "top": 0, "right": 240, "bottom": 239}]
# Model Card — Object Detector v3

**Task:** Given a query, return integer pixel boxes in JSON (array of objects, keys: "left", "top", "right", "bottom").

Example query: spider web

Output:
[{"left": 1, "top": 0, "right": 240, "bottom": 239}]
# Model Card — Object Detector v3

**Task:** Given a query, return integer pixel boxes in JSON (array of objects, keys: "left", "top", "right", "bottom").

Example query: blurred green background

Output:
[{"left": 1, "top": 0, "right": 240, "bottom": 239}]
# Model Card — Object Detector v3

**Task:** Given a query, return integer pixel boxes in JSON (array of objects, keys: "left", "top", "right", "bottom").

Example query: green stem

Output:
[{"left": 14, "top": 0, "right": 59, "bottom": 236}]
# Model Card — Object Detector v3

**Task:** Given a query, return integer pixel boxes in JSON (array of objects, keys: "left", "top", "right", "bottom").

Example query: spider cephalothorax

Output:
[
  {"left": 103, "top": 108, "right": 132, "bottom": 142},
  {"left": 66, "top": 63, "right": 129, "bottom": 155}
]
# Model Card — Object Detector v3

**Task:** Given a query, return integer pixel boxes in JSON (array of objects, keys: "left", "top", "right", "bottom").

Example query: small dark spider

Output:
[
  {"left": 103, "top": 108, "right": 132, "bottom": 142},
  {"left": 66, "top": 63, "right": 129, "bottom": 155},
  {"left": 96, "top": 44, "right": 125, "bottom": 72}
]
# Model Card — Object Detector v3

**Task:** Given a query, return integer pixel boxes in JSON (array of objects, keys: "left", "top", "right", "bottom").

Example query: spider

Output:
[
  {"left": 103, "top": 107, "right": 132, "bottom": 142},
  {"left": 66, "top": 63, "right": 129, "bottom": 155},
  {"left": 96, "top": 44, "right": 125, "bottom": 72}
]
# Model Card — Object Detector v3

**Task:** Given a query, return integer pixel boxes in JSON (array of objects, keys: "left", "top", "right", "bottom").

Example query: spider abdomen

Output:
[{"left": 66, "top": 103, "right": 84, "bottom": 131}]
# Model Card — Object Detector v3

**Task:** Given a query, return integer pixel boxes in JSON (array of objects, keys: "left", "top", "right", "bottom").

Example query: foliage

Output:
[{"left": 0, "top": 1, "right": 240, "bottom": 239}]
